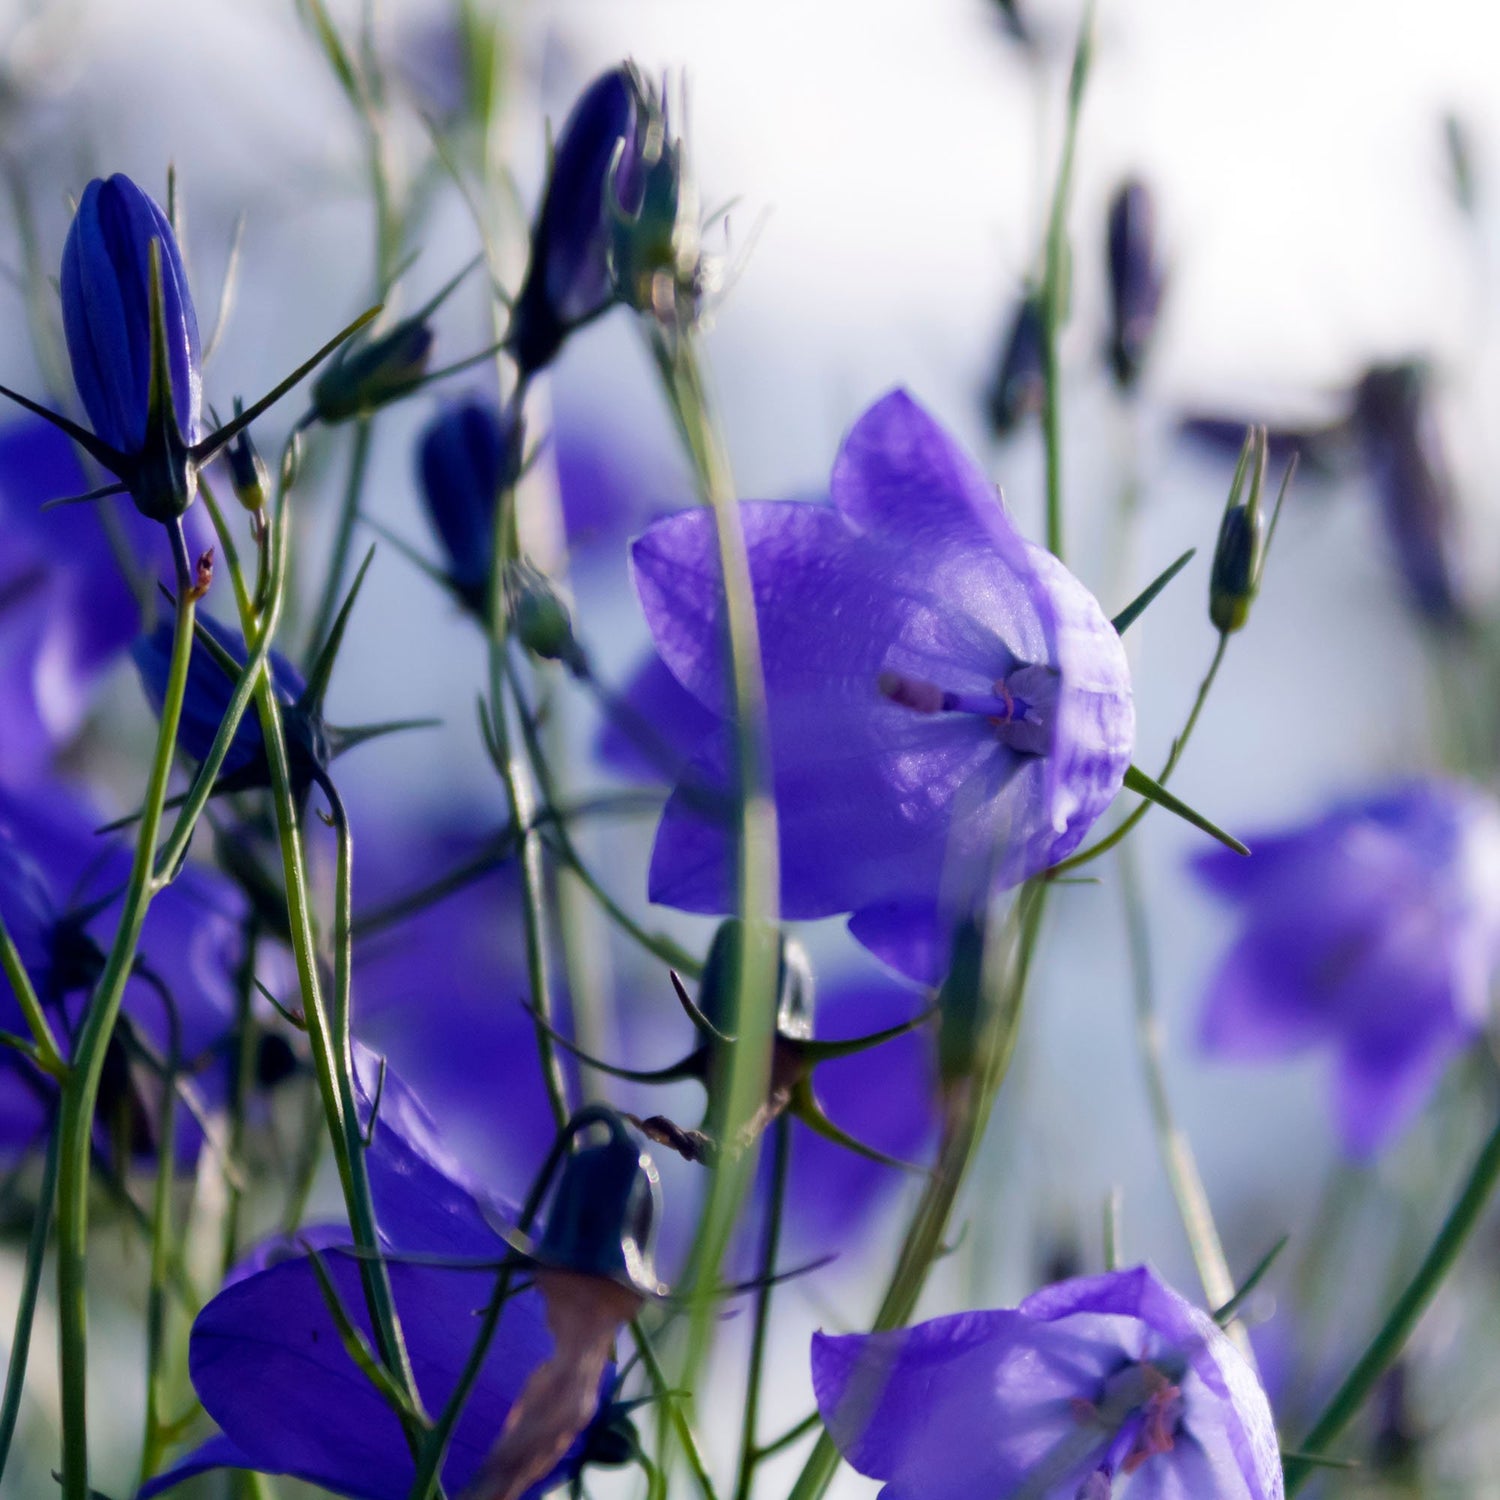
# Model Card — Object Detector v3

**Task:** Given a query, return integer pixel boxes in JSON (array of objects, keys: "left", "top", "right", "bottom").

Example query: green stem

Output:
[
  {"left": 222, "top": 917, "right": 262, "bottom": 1280},
  {"left": 1050, "top": 632, "right": 1228, "bottom": 876},
  {"left": 733, "top": 1115, "right": 792, "bottom": 1500},
  {"left": 1039, "top": 3, "right": 1093, "bottom": 561},
  {"left": 0, "top": 1115, "right": 60, "bottom": 1485},
  {"left": 650, "top": 329, "right": 780, "bottom": 1479},
  {"left": 0, "top": 913, "right": 65, "bottom": 1075},
  {"left": 305, "top": 418, "right": 373, "bottom": 658},
  {"left": 54, "top": 559, "right": 196, "bottom": 1500},
  {"left": 787, "top": 882, "right": 1047, "bottom": 1500},
  {"left": 632, "top": 1320, "right": 719, "bottom": 1500},
  {"left": 1118, "top": 841, "right": 1246, "bottom": 1356},
  {"left": 137, "top": 1049, "right": 180, "bottom": 1489},
  {"left": 1284, "top": 1108, "right": 1500, "bottom": 1491}
]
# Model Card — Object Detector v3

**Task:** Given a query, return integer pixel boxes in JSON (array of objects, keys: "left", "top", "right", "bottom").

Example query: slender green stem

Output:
[
  {"left": 0, "top": 913, "right": 65, "bottom": 1076},
  {"left": 221, "top": 917, "right": 262, "bottom": 1280},
  {"left": 632, "top": 1320, "right": 719, "bottom": 1500},
  {"left": 755, "top": 1411, "right": 823, "bottom": 1463},
  {"left": 1050, "top": 632, "right": 1229, "bottom": 876},
  {"left": 0, "top": 1116, "right": 60, "bottom": 1485},
  {"left": 1284, "top": 1108, "right": 1500, "bottom": 1491},
  {"left": 1039, "top": 4, "right": 1093, "bottom": 561},
  {"left": 138, "top": 1050, "right": 180, "bottom": 1489},
  {"left": 734, "top": 1116, "right": 792, "bottom": 1500},
  {"left": 55, "top": 557, "right": 196, "bottom": 1500},
  {"left": 787, "top": 882, "right": 1047, "bottom": 1500},
  {"left": 649, "top": 329, "right": 780, "bottom": 1482},
  {"left": 305, "top": 418, "right": 373, "bottom": 658},
  {"left": 1118, "top": 842, "right": 1247, "bottom": 1358}
]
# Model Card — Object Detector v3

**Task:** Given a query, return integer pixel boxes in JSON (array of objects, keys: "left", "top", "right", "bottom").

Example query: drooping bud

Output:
[
  {"left": 310, "top": 316, "right": 435, "bottom": 425},
  {"left": 417, "top": 397, "right": 524, "bottom": 614},
  {"left": 984, "top": 292, "right": 1046, "bottom": 437},
  {"left": 506, "top": 67, "right": 648, "bottom": 379},
  {"left": 1105, "top": 178, "right": 1164, "bottom": 392},
  {"left": 1351, "top": 361, "right": 1466, "bottom": 629}
]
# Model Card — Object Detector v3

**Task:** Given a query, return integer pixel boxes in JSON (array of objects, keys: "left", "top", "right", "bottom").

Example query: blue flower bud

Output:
[
  {"left": 534, "top": 1115, "right": 663, "bottom": 1298},
  {"left": 311, "top": 316, "right": 435, "bottom": 425},
  {"left": 61, "top": 175, "right": 202, "bottom": 457},
  {"left": 984, "top": 292, "right": 1045, "bottom": 437},
  {"left": 417, "top": 397, "right": 523, "bottom": 613},
  {"left": 507, "top": 67, "right": 646, "bottom": 378},
  {"left": 132, "top": 614, "right": 323, "bottom": 791},
  {"left": 1106, "top": 178, "right": 1164, "bottom": 391}
]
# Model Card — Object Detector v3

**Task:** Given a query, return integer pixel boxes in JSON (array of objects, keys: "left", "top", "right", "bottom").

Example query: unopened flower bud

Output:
[
  {"left": 1208, "top": 427, "right": 1279, "bottom": 635},
  {"left": 506, "top": 562, "right": 586, "bottom": 673},
  {"left": 311, "top": 316, "right": 434, "bottom": 425},
  {"left": 225, "top": 413, "right": 270, "bottom": 513}
]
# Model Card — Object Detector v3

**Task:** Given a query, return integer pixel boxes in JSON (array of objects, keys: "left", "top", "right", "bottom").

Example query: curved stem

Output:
[{"left": 305, "top": 417, "right": 373, "bottom": 658}]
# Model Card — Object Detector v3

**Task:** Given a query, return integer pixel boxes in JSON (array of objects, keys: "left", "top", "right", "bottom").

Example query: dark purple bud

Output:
[
  {"left": 417, "top": 397, "right": 523, "bottom": 614},
  {"left": 1352, "top": 362, "right": 1466, "bottom": 628},
  {"left": 1106, "top": 178, "right": 1164, "bottom": 391},
  {"left": 131, "top": 614, "right": 320, "bottom": 790},
  {"left": 506, "top": 67, "right": 646, "bottom": 378},
  {"left": 311, "top": 317, "right": 435, "bottom": 425},
  {"left": 61, "top": 174, "right": 202, "bottom": 456},
  {"left": 984, "top": 293, "right": 1045, "bottom": 437}
]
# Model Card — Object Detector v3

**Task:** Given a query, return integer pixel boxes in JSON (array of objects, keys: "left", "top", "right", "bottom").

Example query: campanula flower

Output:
[
  {"left": 595, "top": 649, "right": 717, "bottom": 785},
  {"left": 813, "top": 1264, "right": 1283, "bottom": 1499},
  {"left": 1105, "top": 179, "right": 1165, "bottom": 391},
  {"left": 0, "top": 776, "right": 241, "bottom": 1162},
  {"left": 507, "top": 67, "right": 646, "bottom": 379},
  {"left": 417, "top": 397, "right": 524, "bottom": 614},
  {"left": 1194, "top": 779, "right": 1500, "bottom": 1158},
  {"left": 1350, "top": 362, "right": 1465, "bottom": 628},
  {"left": 142, "top": 1051, "right": 612, "bottom": 1500},
  {"left": 632, "top": 389, "right": 1134, "bottom": 982},
  {"left": 0, "top": 415, "right": 209, "bottom": 783}
]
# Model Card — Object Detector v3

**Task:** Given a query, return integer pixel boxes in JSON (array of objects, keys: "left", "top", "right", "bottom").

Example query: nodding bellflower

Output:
[
  {"left": 812, "top": 1264, "right": 1283, "bottom": 1500},
  {"left": 985, "top": 291, "right": 1046, "bottom": 437},
  {"left": 1194, "top": 779, "right": 1500, "bottom": 1158},
  {"left": 418, "top": 396, "right": 524, "bottom": 615},
  {"left": 507, "top": 67, "right": 646, "bottom": 379},
  {"left": 1105, "top": 178, "right": 1165, "bottom": 391},
  {"left": 632, "top": 389, "right": 1134, "bottom": 983},
  {"left": 144, "top": 1053, "right": 613, "bottom": 1500}
]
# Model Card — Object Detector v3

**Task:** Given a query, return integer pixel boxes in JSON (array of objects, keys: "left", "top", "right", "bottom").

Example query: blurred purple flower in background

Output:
[
  {"left": 1105, "top": 178, "right": 1165, "bottom": 393},
  {"left": 0, "top": 416, "right": 168, "bottom": 783},
  {"left": 146, "top": 1052, "right": 603, "bottom": 1499},
  {"left": 983, "top": 290, "right": 1046, "bottom": 438},
  {"left": 1194, "top": 779, "right": 1500, "bottom": 1157},
  {"left": 813, "top": 1263, "right": 1283, "bottom": 1499},
  {"left": 632, "top": 389, "right": 1134, "bottom": 982},
  {"left": 417, "top": 396, "right": 524, "bottom": 616},
  {"left": 1350, "top": 362, "right": 1465, "bottom": 630},
  {"left": 0, "top": 776, "right": 241, "bottom": 1159}
]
